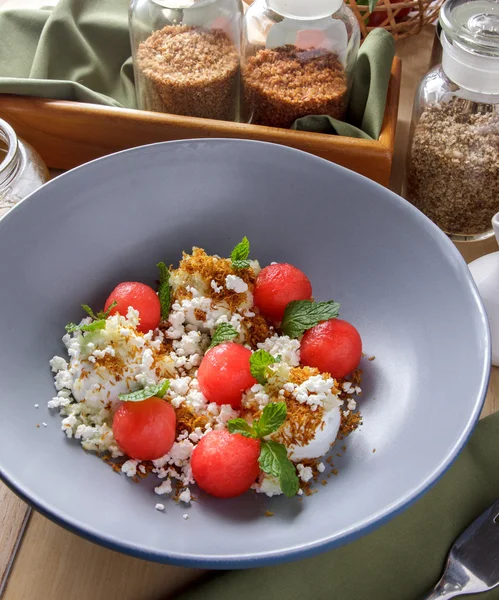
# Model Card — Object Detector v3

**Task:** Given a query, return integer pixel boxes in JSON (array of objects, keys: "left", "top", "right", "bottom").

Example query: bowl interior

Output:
[{"left": 0, "top": 140, "right": 489, "bottom": 567}]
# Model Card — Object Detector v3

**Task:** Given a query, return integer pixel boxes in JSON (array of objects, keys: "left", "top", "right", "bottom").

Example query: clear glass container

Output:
[
  {"left": 242, "top": 0, "right": 360, "bottom": 128},
  {"left": 0, "top": 119, "right": 49, "bottom": 215},
  {"left": 405, "top": 0, "right": 499, "bottom": 242},
  {"left": 129, "top": 0, "right": 243, "bottom": 121}
]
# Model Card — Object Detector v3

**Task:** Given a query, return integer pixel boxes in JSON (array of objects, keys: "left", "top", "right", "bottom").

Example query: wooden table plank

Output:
[
  {"left": 0, "top": 488, "right": 30, "bottom": 597},
  {"left": 3, "top": 515, "right": 205, "bottom": 600}
]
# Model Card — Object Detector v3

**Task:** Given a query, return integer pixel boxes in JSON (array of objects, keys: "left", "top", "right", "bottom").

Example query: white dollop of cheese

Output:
[{"left": 288, "top": 405, "right": 341, "bottom": 462}]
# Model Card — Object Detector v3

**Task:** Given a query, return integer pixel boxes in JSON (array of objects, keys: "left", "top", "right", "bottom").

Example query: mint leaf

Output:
[
  {"left": 250, "top": 349, "right": 280, "bottom": 384},
  {"left": 281, "top": 300, "right": 341, "bottom": 339},
  {"left": 82, "top": 304, "right": 98, "bottom": 320},
  {"left": 231, "top": 236, "right": 250, "bottom": 270},
  {"left": 259, "top": 440, "right": 299, "bottom": 497},
  {"left": 253, "top": 402, "right": 287, "bottom": 438},
  {"left": 278, "top": 457, "right": 300, "bottom": 497},
  {"left": 81, "top": 300, "right": 118, "bottom": 321},
  {"left": 157, "top": 262, "right": 171, "bottom": 320},
  {"left": 100, "top": 300, "right": 117, "bottom": 319},
  {"left": 209, "top": 323, "right": 238, "bottom": 350},
  {"left": 118, "top": 380, "right": 170, "bottom": 402},
  {"left": 65, "top": 319, "right": 107, "bottom": 334},
  {"left": 227, "top": 418, "right": 257, "bottom": 438}
]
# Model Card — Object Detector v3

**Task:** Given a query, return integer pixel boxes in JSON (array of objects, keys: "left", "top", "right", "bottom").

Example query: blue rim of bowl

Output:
[{"left": 0, "top": 139, "right": 491, "bottom": 569}]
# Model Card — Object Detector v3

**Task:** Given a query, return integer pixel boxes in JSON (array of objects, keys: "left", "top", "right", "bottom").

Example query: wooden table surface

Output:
[{"left": 1, "top": 23, "right": 499, "bottom": 600}]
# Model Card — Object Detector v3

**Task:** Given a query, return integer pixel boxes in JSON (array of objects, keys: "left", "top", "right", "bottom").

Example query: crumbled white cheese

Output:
[
  {"left": 297, "top": 464, "right": 313, "bottom": 482},
  {"left": 155, "top": 479, "right": 173, "bottom": 496},
  {"left": 155, "top": 503, "right": 165, "bottom": 512},
  {"left": 121, "top": 460, "right": 139, "bottom": 477},
  {"left": 49, "top": 356, "right": 68, "bottom": 373},
  {"left": 225, "top": 275, "right": 248, "bottom": 294},
  {"left": 257, "top": 334, "right": 300, "bottom": 367},
  {"left": 293, "top": 375, "right": 337, "bottom": 411},
  {"left": 179, "top": 488, "right": 191, "bottom": 504},
  {"left": 211, "top": 280, "right": 223, "bottom": 294},
  {"left": 317, "top": 462, "right": 325, "bottom": 473},
  {"left": 254, "top": 474, "right": 283, "bottom": 497},
  {"left": 183, "top": 514, "right": 189, "bottom": 520}
]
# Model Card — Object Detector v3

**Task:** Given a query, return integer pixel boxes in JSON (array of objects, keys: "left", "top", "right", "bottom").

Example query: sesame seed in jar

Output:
[
  {"left": 243, "top": 45, "right": 347, "bottom": 129},
  {"left": 136, "top": 25, "right": 240, "bottom": 121}
]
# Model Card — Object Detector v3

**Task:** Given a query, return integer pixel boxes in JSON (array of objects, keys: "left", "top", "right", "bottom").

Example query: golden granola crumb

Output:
[
  {"left": 289, "top": 365, "right": 321, "bottom": 385},
  {"left": 321, "top": 480, "right": 327, "bottom": 486},
  {"left": 273, "top": 396, "right": 324, "bottom": 448},
  {"left": 332, "top": 469, "right": 339, "bottom": 476},
  {"left": 339, "top": 411, "right": 362, "bottom": 438},
  {"left": 194, "top": 308, "right": 206, "bottom": 322},
  {"left": 373, "top": 448, "right": 376, "bottom": 453},
  {"left": 36, "top": 424, "right": 40, "bottom": 428},
  {"left": 172, "top": 247, "right": 257, "bottom": 312},
  {"left": 265, "top": 511, "right": 274, "bottom": 518},
  {"left": 368, "top": 356, "right": 376, "bottom": 361},
  {"left": 175, "top": 405, "right": 209, "bottom": 436},
  {"left": 93, "top": 354, "right": 125, "bottom": 376},
  {"left": 243, "top": 313, "right": 275, "bottom": 349}
]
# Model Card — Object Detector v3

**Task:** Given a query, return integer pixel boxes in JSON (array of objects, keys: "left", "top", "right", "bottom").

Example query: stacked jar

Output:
[
  {"left": 242, "top": 0, "right": 360, "bottom": 128},
  {"left": 405, "top": 0, "right": 499, "bottom": 241},
  {"left": 0, "top": 119, "right": 49, "bottom": 213},
  {"left": 129, "top": 0, "right": 243, "bottom": 121}
]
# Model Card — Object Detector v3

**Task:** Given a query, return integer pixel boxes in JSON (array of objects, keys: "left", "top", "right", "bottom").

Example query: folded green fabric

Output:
[
  {"left": 0, "top": 0, "right": 394, "bottom": 140},
  {"left": 178, "top": 411, "right": 499, "bottom": 600}
]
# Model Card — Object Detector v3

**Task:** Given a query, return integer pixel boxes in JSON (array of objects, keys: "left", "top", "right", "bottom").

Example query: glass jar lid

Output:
[
  {"left": 267, "top": 0, "right": 343, "bottom": 20},
  {"left": 440, "top": 0, "right": 499, "bottom": 95}
]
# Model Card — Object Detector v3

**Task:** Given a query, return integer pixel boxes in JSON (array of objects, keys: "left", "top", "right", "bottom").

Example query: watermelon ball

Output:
[
  {"left": 104, "top": 282, "right": 161, "bottom": 334},
  {"left": 254, "top": 263, "right": 312, "bottom": 322},
  {"left": 112, "top": 397, "right": 176, "bottom": 461},
  {"left": 198, "top": 342, "right": 257, "bottom": 409},
  {"left": 191, "top": 430, "right": 261, "bottom": 498},
  {"left": 300, "top": 319, "right": 362, "bottom": 379}
]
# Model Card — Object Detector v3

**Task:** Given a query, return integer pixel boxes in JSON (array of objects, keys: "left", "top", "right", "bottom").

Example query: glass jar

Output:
[
  {"left": 0, "top": 119, "right": 49, "bottom": 216},
  {"left": 405, "top": 0, "right": 499, "bottom": 242},
  {"left": 129, "top": 0, "right": 243, "bottom": 121},
  {"left": 242, "top": 0, "right": 360, "bottom": 128}
]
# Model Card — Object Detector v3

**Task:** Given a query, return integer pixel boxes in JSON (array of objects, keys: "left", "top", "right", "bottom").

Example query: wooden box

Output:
[{"left": 0, "top": 57, "right": 400, "bottom": 186}]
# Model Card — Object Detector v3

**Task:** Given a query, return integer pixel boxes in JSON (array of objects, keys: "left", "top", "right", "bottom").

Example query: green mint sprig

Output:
[
  {"left": 82, "top": 300, "right": 117, "bottom": 321},
  {"left": 231, "top": 236, "right": 251, "bottom": 270},
  {"left": 157, "top": 262, "right": 171, "bottom": 319},
  {"left": 65, "top": 300, "right": 118, "bottom": 334},
  {"left": 259, "top": 440, "right": 299, "bottom": 497},
  {"left": 281, "top": 300, "right": 340, "bottom": 339},
  {"left": 227, "top": 402, "right": 299, "bottom": 497},
  {"left": 250, "top": 349, "right": 281, "bottom": 385},
  {"left": 118, "top": 380, "right": 170, "bottom": 402},
  {"left": 208, "top": 323, "right": 238, "bottom": 350},
  {"left": 65, "top": 320, "right": 107, "bottom": 334}
]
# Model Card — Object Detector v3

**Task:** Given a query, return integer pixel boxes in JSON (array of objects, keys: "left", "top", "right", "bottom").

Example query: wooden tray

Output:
[{"left": 0, "top": 57, "right": 400, "bottom": 186}]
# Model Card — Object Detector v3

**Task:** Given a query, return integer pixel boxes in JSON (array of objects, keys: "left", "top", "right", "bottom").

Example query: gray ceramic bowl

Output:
[{"left": 0, "top": 140, "right": 490, "bottom": 568}]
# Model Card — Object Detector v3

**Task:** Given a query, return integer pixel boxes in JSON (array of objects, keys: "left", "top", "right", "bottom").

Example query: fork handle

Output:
[{"left": 420, "top": 581, "right": 462, "bottom": 599}]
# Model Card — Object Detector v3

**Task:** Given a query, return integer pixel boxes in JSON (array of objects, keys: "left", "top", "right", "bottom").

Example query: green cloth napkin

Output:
[
  {"left": 178, "top": 411, "right": 499, "bottom": 600},
  {"left": 0, "top": 0, "right": 394, "bottom": 140}
]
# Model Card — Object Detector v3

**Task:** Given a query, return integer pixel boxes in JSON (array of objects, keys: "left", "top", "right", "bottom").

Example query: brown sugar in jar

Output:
[
  {"left": 136, "top": 25, "right": 240, "bottom": 121},
  {"left": 243, "top": 45, "right": 348, "bottom": 129}
]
